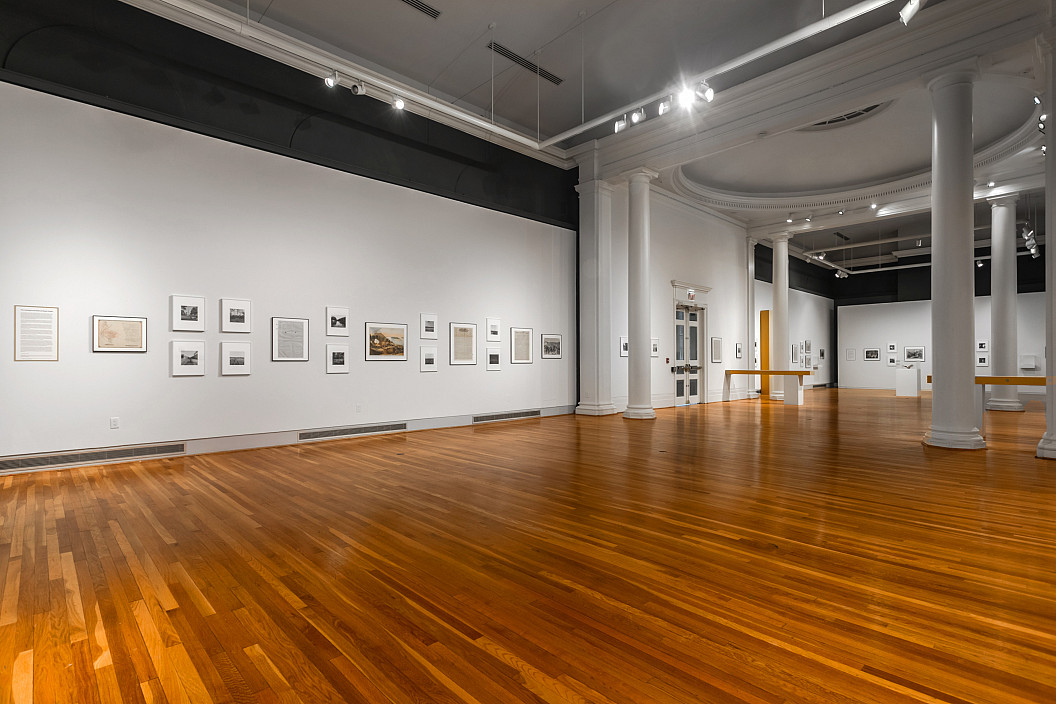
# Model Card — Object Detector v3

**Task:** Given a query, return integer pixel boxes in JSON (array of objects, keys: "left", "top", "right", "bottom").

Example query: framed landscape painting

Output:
[
  {"left": 365, "top": 322, "right": 407, "bottom": 361},
  {"left": 326, "top": 306, "right": 350, "bottom": 337}
]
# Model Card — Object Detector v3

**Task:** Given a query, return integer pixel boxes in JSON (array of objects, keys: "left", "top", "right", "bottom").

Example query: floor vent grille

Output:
[
  {"left": 487, "top": 42, "right": 563, "bottom": 85},
  {"left": 399, "top": 0, "right": 441, "bottom": 19},
  {"left": 473, "top": 410, "right": 541, "bottom": 424},
  {"left": 0, "top": 443, "right": 186, "bottom": 474},
  {"left": 299, "top": 423, "right": 407, "bottom": 441}
]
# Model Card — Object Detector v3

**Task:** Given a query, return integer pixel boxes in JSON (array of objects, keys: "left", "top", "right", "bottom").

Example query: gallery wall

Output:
[
  {"left": 837, "top": 293, "right": 1047, "bottom": 394},
  {"left": 0, "top": 83, "right": 576, "bottom": 458},
  {"left": 754, "top": 283, "right": 835, "bottom": 387}
]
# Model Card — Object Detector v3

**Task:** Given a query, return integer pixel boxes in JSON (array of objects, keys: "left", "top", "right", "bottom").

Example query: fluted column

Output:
[
  {"left": 575, "top": 179, "right": 618, "bottom": 416},
  {"left": 747, "top": 238, "right": 758, "bottom": 398},
  {"left": 924, "top": 68, "right": 984, "bottom": 449},
  {"left": 987, "top": 195, "right": 1023, "bottom": 411},
  {"left": 770, "top": 234, "right": 790, "bottom": 401},
  {"left": 624, "top": 168, "right": 659, "bottom": 420},
  {"left": 1037, "top": 31, "right": 1056, "bottom": 458}
]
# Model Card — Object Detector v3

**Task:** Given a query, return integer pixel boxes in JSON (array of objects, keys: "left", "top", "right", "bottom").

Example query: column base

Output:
[
  {"left": 1037, "top": 433, "right": 1056, "bottom": 458},
  {"left": 985, "top": 398, "right": 1024, "bottom": 412},
  {"left": 923, "top": 428, "right": 986, "bottom": 449},
  {"left": 576, "top": 403, "right": 618, "bottom": 416},
  {"left": 623, "top": 405, "right": 656, "bottom": 420}
]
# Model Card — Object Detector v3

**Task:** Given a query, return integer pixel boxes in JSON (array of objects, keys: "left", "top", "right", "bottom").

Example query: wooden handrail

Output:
[{"left": 925, "top": 375, "right": 1046, "bottom": 386}]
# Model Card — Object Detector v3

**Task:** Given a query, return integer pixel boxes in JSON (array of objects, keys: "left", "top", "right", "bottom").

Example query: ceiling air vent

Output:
[
  {"left": 487, "top": 42, "right": 563, "bottom": 85},
  {"left": 399, "top": 0, "right": 440, "bottom": 19},
  {"left": 802, "top": 102, "right": 889, "bottom": 131}
]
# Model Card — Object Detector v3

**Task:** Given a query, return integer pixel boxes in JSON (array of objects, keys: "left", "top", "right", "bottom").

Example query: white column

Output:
[
  {"left": 987, "top": 195, "right": 1023, "bottom": 411},
  {"left": 575, "top": 180, "right": 618, "bottom": 416},
  {"left": 624, "top": 168, "right": 659, "bottom": 420},
  {"left": 1037, "top": 31, "right": 1056, "bottom": 457},
  {"left": 770, "top": 234, "right": 790, "bottom": 400},
  {"left": 924, "top": 69, "right": 985, "bottom": 449},
  {"left": 747, "top": 238, "right": 758, "bottom": 398}
]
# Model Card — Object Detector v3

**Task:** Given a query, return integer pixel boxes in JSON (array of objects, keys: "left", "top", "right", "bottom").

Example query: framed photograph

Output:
[
  {"left": 541, "top": 334, "right": 562, "bottom": 359},
  {"left": 846, "top": 348, "right": 856, "bottom": 361},
  {"left": 976, "top": 340, "right": 989, "bottom": 352},
  {"left": 450, "top": 323, "right": 477, "bottom": 364},
  {"left": 93, "top": 315, "right": 147, "bottom": 352},
  {"left": 486, "top": 317, "right": 501, "bottom": 343},
  {"left": 15, "top": 305, "right": 58, "bottom": 361},
  {"left": 735, "top": 342, "right": 743, "bottom": 359},
  {"left": 171, "top": 295, "right": 205, "bottom": 332},
  {"left": 651, "top": 338, "right": 659, "bottom": 357},
  {"left": 486, "top": 347, "right": 501, "bottom": 370},
  {"left": 791, "top": 343, "right": 799, "bottom": 364},
  {"left": 804, "top": 353, "right": 811, "bottom": 368},
  {"left": 887, "top": 355, "right": 898, "bottom": 366},
  {"left": 326, "top": 307, "right": 350, "bottom": 337},
  {"left": 976, "top": 353, "right": 990, "bottom": 367},
  {"left": 272, "top": 317, "right": 309, "bottom": 361},
  {"left": 711, "top": 337, "right": 722, "bottom": 363},
  {"left": 886, "top": 341, "right": 897, "bottom": 353},
  {"left": 365, "top": 322, "right": 407, "bottom": 361},
  {"left": 804, "top": 339, "right": 812, "bottom": 355},
  {"left": 220, "top": 341, "right": 251, "bottom": 375},
  {"left": 220, "top": 298, "right": 251, "bottom": 333},
  {"left": 326, "top": 344, "right": 350, "bottom": 373},
  {"left": 511, "top": 327, "right": 533, "bottom": 364},
  {"left": 619, "top": 336, "right": 629, "bottom": 357},
  {"left": 420, "top": 345, "right": 438, "bottom": 372},
  {"left": 864, "top": 348, "right": 880, "bottom": 361},
  {"left": 904, "top": 346, "right": 925, "bottom": 362},
  {"left": 420, "top": 313, "right": 438, "bottom": 340},
  {"left": 171, "top": 340, "right": 205, "bottom": 376},
  {"left": 819, "top": 348, "right": 825, "bottom": 361}
]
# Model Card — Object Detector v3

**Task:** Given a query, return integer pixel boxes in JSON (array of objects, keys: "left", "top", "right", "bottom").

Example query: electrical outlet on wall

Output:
[{"left": 109, "top": 416, "right": 120, "bottom": 429}]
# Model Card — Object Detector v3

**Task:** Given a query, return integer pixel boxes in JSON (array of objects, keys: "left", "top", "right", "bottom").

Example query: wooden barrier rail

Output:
[
  {"left": 924, "top": 375, "right": 1048, "bottom": 438},
  {"left": 724, "top": 369, "right": 811, "bottom": 405}
]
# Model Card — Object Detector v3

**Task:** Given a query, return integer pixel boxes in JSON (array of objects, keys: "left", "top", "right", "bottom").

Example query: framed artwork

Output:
[
  {"left": 450, "top": 323, "right": 477, "bottom": 364},
  {"left": 804, "top": 339, "right": 812, "bottom": 355},
  {"left": 976, "top": 340, "right": 989, "bottom": 352},
  {"left": 171, "top": 340, "right": 205, "bottom": 376},
  {"left": 541, "top": 334, "right": 562, "bottom": 359},
  {"left": 976, "top": 353, "right": 990, "bottom": 367},
  {"left": 886, "top": 341, "right": 897, "bottom": 353},
  {"left": 14, "top": 305, "right": 58, "bottom": 361},
  {"left": 486, "top": 347, "right": 501, "bottom": 370},
  {"left": 420, "top": 345, "right": 438, "bottom": 372},
  {"left": 220, "top": 298, "right": 251, "bottom": 333},
  {"left": 272, "top": 317, "right": 309, "bottom": 361},
  {"left": 904, "top": 346, "right": 925, "bottom": 362},
  {"left": 326, "top": 344, "right": 350, "bottom": 373},
  {"left": 735, "top": 342, "right": 743, "bottom": 359},
  {"left": 171, "top": 295, "right": 205, "bottom": 332},
  {"left": 365, "top": 322, "right": 407, "bottom": 361},
  {"left": 845, "top": 348, "right": 856, "bottom": 361},
  {"left": 651, "top": 338, "right": 659, "bottom": 357},
  {"left": 511, "top": 327, "right": 533, "bottom": 364},
  {"left": 93, "top": 315, "right": 147, "bottom": 352},
  {"left": 326, "top": 307, "right": 350, "bottom": 337},
  {"left": 420, "top": 313, "right": 438, "bottom": 340},
  {"left": 619, "top": 336, "right": 629, "bottom": 357},
  {"left": 863, "top": 348, "right": 880, "bottom": 361},
  {"left": 711, "top": 336, "right": 722, "bottom": 363},
  {"left": 220, "top": 341, "right": 251, "bottom": 375},
  {"left": 887, "top": 355, "right": 898, "bottom": 366},
  {"left": 792, "top": 344, "right": 799, "bottom": 364},
  {"left": 486, "top": 317, "right": 501, "bottom": 343},
  {"left": 804, "top": 353, "right": 811, "bottom": 368},
  {"left": 819, "top": 348, "right": 825, "bottom": 361}
]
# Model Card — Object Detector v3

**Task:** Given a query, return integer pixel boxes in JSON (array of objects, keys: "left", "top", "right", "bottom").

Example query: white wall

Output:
[
  {"left": 837, "top": 293, "right": 1047, "bottom": 393},
  {"left": 755, "top": 282, "right": 835, "bottom": 386},
  {"left": 0, "top": 83, "right": 576, "bottom": 457},
  {"left": 608, "top": 189, "right": 750, "bottom": 408}
]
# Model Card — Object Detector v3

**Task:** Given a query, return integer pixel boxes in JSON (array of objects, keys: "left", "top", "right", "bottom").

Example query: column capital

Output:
[
  {"left": 747, "top": 237, "right": 758, "bottom": 248},
  {"left": 575, "top": 179, "right": 616, "bottom": 197},
  {"left": 925, "top": 59, "right": 980, "bottom": 92},
  {"left": 769, "top": 233, "right": 792, "bottom": 245},
  {"left": 622, "top": 167, "right": 659, "bottom": 184},
  {"left": 987, "top": 194, "right": 1019, "bottom": 208}
]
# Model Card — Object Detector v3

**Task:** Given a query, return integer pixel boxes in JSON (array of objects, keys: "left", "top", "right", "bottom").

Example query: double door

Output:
[{"left": 673, "top": 305, "right": 702, "bottom": 405}]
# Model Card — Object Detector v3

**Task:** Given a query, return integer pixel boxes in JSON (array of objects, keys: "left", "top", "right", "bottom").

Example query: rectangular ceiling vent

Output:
[
  {"left": 486, "top": 42, "right": 563, "bottom": 86},
  {"left": 473, "top": 409, "right": 541, "bottom": 424},
  {"left": 0, "top": 443, "right": 185, "bottom": 474},
  {"left": 399, "top": 0, "right": 441, "bottom": 19},
  {"left": 299, "top": 423, "right": 407, "bottom": 441}
]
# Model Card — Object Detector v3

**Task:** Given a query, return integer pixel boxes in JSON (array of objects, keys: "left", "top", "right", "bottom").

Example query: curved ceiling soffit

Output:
[{"left": 667, "top": 108, "right": 1044, "bottom": 215}]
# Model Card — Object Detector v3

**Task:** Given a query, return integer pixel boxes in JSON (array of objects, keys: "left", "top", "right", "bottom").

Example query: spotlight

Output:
[
  {"left": 870, "top": 203, "right": 878, "bottom": 210},
  {"left": 324, "top": 70, "right": 339, "bottom": 88},
  {"left": 678, "top": 87, "right": 696, "bottom": 109},
  {"left": 837, "top": 209, "right": 845, "bottom": 215},
  {"left": 805, "top": 216, "right": 812, "bottom": 222},
  {"left": 614, "top": 116, "right": 628, "bottom": 133},
  {"left": 835, "top": 270, "right": 849, "bottom": 279},
  {"left": 1033, "top": 249, "right": 1041, "bottom": 259},
  {"left": 658, "top": 99, "right": 672, "bottom": 116},
  {"left": 816, "top": 252, "right": 826, "bottom": 260},
  {"left": 1044, "top": 145, "right": 1048, "bottom": 155},
  {"left": 695, "top": 80, "right": 715, "bottom": 103},
  {"left": 916, "top": 239, "right": 923, "bottom": 247},
  {"left": 899, "top": 0, "right": 927, "bottom": 26},
  {"left": 1042, "top": 114, "right": 1048, "bottom": 122},
  {"left": 976, "top": 260, "right": 984, "bottom": 268},
  {"left": 392, "top": 95, "right": 405, "bottom": 110},
  {"left": 987, "top": 180, "right": 995, "bottom": 188},
  {"left": 786, "top": 215, "right": 793, "bottom": 223},
  {"left": 349, "top": 81, "right": 367, "bottom": 96},
  {"left": 1036, "top": 96, "right": 1043, "bottom": 105},
  {"left": 630, "top": 108, "right": 646, "bottom": 125},
  {"left": 1040, "top": 121, "right": 1046, "bottom": 132}
]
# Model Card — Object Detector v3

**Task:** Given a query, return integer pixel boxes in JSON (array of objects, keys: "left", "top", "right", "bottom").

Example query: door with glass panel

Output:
[{"left": 673, "top": 306, "right": 701, "bottom": 405}]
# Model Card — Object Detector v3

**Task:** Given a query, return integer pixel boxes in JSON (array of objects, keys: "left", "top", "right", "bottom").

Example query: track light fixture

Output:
[
  {"left": 1036, "top": 96, "right": 1044, "bottom": 106},
  {"left": 976, "top": 260, "right": 984, "bottom": 268},
  {"left": 695, "top": 80, "right": 715, "bottom": 103},
  {"left": 987, "top": 180, "right": 995, "bottom": 188},
  {"left": 835, "top": 270, "right": 849, "bottom": 279},
  {"left": 658, "top": 98, "right": 672, "bottom": 116},
  {"left": 630, "top": 108, "right": 646, "bottom": 125},
  {"left": 349, "top": 81, "right": 367, "bottom": 96},
  {"left": 870, "top": 203, "right": 878, "bottom": 210},
  {"left": 816, "top": 252, "right": 826, "bottom": 260},
  {"left": 678, "top": 87, "right": 696, "bottom": 109},
  {"left": 899, "top": 0, "right": 927, "bottom": 25},
  {"left": 837, "top": 209, "right": 845, "bottom": 215},
  {"left": 786, "top": 215, "right": 793, "bottom": 223},
  {"left": 324, "top": 70, "right": 339, "bottom": 88},
  {"left": 614, "top": 115, "right": 628, "bottom": 133},
  {"left": 804, "top": 216, "right": 812, "bottom": 222},
  {"left": 392, "top": 95, "right": 405, "bottom": 110},
  {"left": 1044, "top": 145, "right": 1048, "bottom": 155}
]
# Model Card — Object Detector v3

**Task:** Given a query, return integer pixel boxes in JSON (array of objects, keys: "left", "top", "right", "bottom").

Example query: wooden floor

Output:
[{"left": 1, "top": 389, "right": 1055, "bottom": 704}]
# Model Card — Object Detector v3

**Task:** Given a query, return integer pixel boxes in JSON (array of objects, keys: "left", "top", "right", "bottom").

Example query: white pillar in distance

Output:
[
  {"left": 575, "top": 179, "right": 618, "bottom": 416},
  {"left": 747, "top": 238, "right": 758, "bottom": 398},
  {"left": 770, "top": 233, "right": 791, "bottom": 401},
  {"left": 987, "top": 195, "right": 1023, "bottom": 411},
  {"left": 624, "top": 168, "right": 658, "bottom": 420},
  {"left": 1037, "top": 30, "right": 1056, "bottom": 458}
]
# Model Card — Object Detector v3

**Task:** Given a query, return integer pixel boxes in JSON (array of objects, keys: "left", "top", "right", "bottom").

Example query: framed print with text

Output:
[
  {"left": 171, "top": 340, "right": 205, "bottom": 376},
  {"left": 846, "top": 348, "right": 856, "bottom": 361},
  {"left": 420, "top": 345, "right": 438, "bottom": 372},
  {"left": 221, "top": 341, "right": 251, "bottom": 375},
  {"left": 365, "top": 322, "right": 407, "bottom": 361},
  {"left": 511, "top": 327, "right": 533, "bottom": 364},
  {"left": 711, "top": 337, "right": 722, "bottom": 363},
  {"left": 486, "top": 317, "right": 501, "bottom": 343},
  {"left": 420, "top": 313, "right": 438, "bottom": 339},
  {"left": 14, "top": 305, "right": 58, "bottom": 361},
  {"left": 326, "top": 344, "right": 350, "bottom": 373},
  {"left": 450, "top": 323, "right": 476, "bottom": 364},
  {"left": 541, "top": 334, "right": 562, "bottom": 359},
  {"left": 220, "top": 298, "right": 251, "bottom": 333},
  {"left": 486, "top": 346, "right": 501, "bottom": 370},
  {"left": 272, "top": 317, "right": 309, "bottom": 361},
  {"left": 93, "top": 316, "right": 147, "bottom": 352},
  {"left": 171, "top": 295, "right": 205, "bottom": 332},
  {"left": 326, "top": 306, "right": 350, "bottom": 337}
]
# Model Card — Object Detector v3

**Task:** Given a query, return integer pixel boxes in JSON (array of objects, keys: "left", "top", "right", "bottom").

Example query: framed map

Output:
[
  {"left": 365, "top": 322, "right": 407, "bottom": 361},
  {"left": 93, "top": 315, "right": 147, "bottom": 352}
]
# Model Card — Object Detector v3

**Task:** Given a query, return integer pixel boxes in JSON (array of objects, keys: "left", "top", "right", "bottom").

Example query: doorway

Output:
[{"left": 674, "top": 305, "right": 704, "bottom": 405}]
